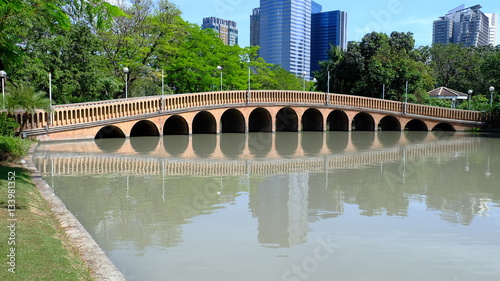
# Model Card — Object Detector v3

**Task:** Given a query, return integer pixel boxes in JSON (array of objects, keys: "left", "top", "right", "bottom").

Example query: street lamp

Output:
[
  {"left": 123, "top": 67, "right": 129, "bottom": 98},
  {"left": 217, "top": 65, "right": 223, "bottom": 91},
  {"left": 302, "top": 71, "right": 306, "bottom": 91},
  {"left": 0, "top": 70, "right": 6, "bottom": 110},
  {"left": 489, "top": 86, "right": 495, "bottom": 107},
  {"left": 467, "top": 90, "right": 473, "bottom": 110},
  {"left": 327, "top": 65, "right": 330, "bottom": 95}
]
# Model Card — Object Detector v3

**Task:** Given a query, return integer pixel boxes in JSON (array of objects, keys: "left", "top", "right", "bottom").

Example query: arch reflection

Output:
[
  {"left": 351, "top": 131, "right": 376, "bottom": 150},
  {"left": 275, "top": 132, "right": 298, "bottom": 157},
  {"left": 192, "top": 134, "right": 217, "bottom": 157},
  {"left": 95, "top": 137, "right": 126, "bottom": 153},
  {"left": 247, "top": 132, "right": 272, "bottom": 157},
  {"left": 220, "top": 133, "right": 246, "bottom": 158},
  {"left": 163, "top": 135, "right": 189, "bottom": 156},
  {"left": 130, "top": 136, "right": 160, "bottom": 154},
  {"left": 301, "top": 132, "right": 323, "bottom": 155}
]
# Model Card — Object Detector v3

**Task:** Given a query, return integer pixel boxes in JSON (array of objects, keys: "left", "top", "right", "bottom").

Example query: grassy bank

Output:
[
  {"left": 0, "top": 136, "right": 32, "bottom": 163},
  {"left": 0, "top": 165, "right": 93, "bottom": 280}
]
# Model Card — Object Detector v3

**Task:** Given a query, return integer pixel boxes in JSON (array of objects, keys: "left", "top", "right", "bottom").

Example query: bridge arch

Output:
[
  {"left": 352, "top": 112, "right": 375, "bottom": 131},
  {"left": 327, "top": 110, "right": 349, "bottom": 131},
  {"left": 193, "top": 111, "right": 217, "bottom": 134},
  {"left": 221, "top": 109, "right": 245, "bottom": 133},
  {"left": 432, "top": 123, "right": 456, "bottom": 132},
  {"left": 249, "top": 108, "right": 272, "bottom": 132},
  {"left": 276, "top": 107, "right": 299, "bottom": 132},
  {"left": 131, "top": 120, "right": 160, "bottom": 137},
  {"left": 378, "top": 116, "right": 401, "bottom": 131},
  {"left": 302, "top": 108, "right": 323, "bottom": 131},
  {"left": 405, "top": 119, "right": 428, "bottom": 131},
  {"left": 95, "top": 125, "right": 126, "bottom": 139},
  {"left": 164, "top": 115, "right": 189, "bottom": 135}
]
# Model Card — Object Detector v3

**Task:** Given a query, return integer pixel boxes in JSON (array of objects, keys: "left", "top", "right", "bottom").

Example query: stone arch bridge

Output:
[{"left": 15, "top": 90, "right": 484, "bottom": 141}]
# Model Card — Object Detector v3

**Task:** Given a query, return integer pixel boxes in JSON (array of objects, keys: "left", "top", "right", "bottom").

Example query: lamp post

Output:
[
  {"left": 247, "top": 62, "right": 251, "bottom": 104},
  {"left": 489, "top": 86, "right": 495, "bottom": 107},
  {"left": 302, "top": 71, "right": 306, "bottom": 91},
  {"left": 403, "top": 80, "right": 408, "bottom": 115},
  {"left": 123, "top": 67, "right": 129, "bottom": 98},
  {"left": 468, "top": 90, "right": 473, "bottom": 110},
  {"left": 327, "top": 65, "right": 330, "bottom": 95},
  {"left": 0, "top": 70, "right": 6, "bottom": 110},
  {"left": 48, "top": 72, "right": 53, "bottom": 126},
  {"left": 161, "top": 69, "right": 165, "bottom": 111},
  {"left": 217, "top": 65, "right": 223, "bottom": 91}
]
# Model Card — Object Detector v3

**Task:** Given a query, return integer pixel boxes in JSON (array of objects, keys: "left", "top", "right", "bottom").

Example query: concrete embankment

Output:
[{"left": 23, "top": 143, "right": 127, "bottom": 281}]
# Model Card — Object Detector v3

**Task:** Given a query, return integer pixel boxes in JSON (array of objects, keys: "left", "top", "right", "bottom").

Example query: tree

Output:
[
  {"left": 16, "top": 23, "right": 120, "bottom": 104},
  {"left": 0, "top": 0, "right": 124, "bottom": 71},
  {"left": 100, "top": 0, "right": 182, "bottom": 96},
  {"left": 5, "top": 82, "right": 50, "bottom": 136}
]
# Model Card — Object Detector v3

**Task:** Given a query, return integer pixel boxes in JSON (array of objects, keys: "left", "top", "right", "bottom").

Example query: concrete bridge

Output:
[{"left": 15, "top": 90, "right": 484, "bottom": 141}]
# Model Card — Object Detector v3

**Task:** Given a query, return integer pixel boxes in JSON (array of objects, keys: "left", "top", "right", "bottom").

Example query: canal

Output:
[{"left": 33, "top": 131, "right": 500, "bottom": 281}]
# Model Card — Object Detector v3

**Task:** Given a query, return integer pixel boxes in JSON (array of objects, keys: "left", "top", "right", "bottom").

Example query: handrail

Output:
[{"left": 11, "top": 90, "right": 484, "bottom": 131}]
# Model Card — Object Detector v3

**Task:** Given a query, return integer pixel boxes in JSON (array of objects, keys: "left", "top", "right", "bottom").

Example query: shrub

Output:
[
  {"left": 0, "top": 136, "right": 32, "bottom": 163},
  {"left": 0, "top": 113, "right": 19, "bottom": 137}
]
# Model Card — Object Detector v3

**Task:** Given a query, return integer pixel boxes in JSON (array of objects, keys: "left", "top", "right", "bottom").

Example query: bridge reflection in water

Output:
[{"left": 33, "top": 131, "right": 499, "bottom": 252}]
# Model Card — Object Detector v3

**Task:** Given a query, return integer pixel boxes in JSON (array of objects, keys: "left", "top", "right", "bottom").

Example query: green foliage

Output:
[
  {"left": 0, "top": 0, "right": 123, "bottom": 71},
  {"left": 5, "top": 81, "right": 50, "bottom": 136},
  {"left": 0, "top": 112, "right": 19, "bottom": 136},
  {"left": 5, "top": 82, "right": 50, "bottom": 113},
  {"left": 0, "top": 135, "right": 31, "bottom": 162},
  {"left": 315, "top": 32, "right": 435, "bottom": 101}
]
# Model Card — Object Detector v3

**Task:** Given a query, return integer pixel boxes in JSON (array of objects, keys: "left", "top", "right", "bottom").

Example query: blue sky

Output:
[{"left": 169, "top": 0, "right": 499, "bottom": 47}]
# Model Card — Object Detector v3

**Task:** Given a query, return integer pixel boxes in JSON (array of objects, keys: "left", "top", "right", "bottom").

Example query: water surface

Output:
[{"left": 33, "top": 132, "right": 500, "bottom": 281}]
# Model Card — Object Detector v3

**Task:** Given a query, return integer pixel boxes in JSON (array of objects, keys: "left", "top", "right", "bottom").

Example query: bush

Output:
[
  {"left": 0, "top": 113, "right": 19, "bottom": 137},
  {"left": 0, "top": 136, "right": 32, "bottom": 163}
]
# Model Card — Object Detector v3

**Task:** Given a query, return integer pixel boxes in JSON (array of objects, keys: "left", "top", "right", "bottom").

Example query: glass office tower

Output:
[
  {"left": 260, "top": 0, "right": 312, "bottom": 78},
  {"left": 310, "top": 10, "right": 348, "bottom": 74}
]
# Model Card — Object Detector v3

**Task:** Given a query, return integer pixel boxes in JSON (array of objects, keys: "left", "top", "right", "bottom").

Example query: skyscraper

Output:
[
  {"left": 260, "top": 0, "right": 312, "bottom": 78},
  {"left": 202, "top": 17, "right": 238, "bottom": 46},
  {"left": 250, "top": 8, "right": 260, "bottom": 47},
  {"left": 311, "top": 10, "right": 348, "bottom": 74},
  {"left": 432, "top": 17, "right": 454, "bottom": 44},
  {"left": 432, "top": 5, "right": 490, "bottom": 47},
  {"left": 485, "top": 13, "right": 498, "bottom": 45}
]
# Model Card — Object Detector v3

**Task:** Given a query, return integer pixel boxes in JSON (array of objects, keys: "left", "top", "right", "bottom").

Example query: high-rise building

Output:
[
  {"left": 485, "top": 13, "right": 498, "bottom": 45},
  {"left": 311, "top": 10, "right": 348, "bottom": 74},
  {"left": 432, "top": 5, "right": 490, "bottom": 47},
  {"left": 432, "top": 17, "right": 454, "bottom": 44},
  {"left": 202, "top": 17, "right": 238, "bottom": 46},
  {"left": 311, "top": 1, "right": 322, "bottom": 14},
  {"left": 250, "top": 8, "right": 260, "bottom": 47},
  {"left": 260, "top": 0, "right": 312, "bottom": 78}
]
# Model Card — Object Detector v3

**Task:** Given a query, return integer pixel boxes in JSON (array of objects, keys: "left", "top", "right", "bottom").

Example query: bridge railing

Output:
[{"left": 12, "top": 90, "right": 483, "bottom": 131}]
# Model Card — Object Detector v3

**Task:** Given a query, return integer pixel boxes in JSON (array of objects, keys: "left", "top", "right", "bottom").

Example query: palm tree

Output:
[
  {"left": 316, "top": 44, "right": 344, "bottom": 93},
  {"left": 5, "top": 82, "right": 50, "bottom": 137}
]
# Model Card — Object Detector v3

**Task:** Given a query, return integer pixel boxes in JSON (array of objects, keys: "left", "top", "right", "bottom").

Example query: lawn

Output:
[{"left": 0, "top": 165, "right": 93, "bottom": 280}]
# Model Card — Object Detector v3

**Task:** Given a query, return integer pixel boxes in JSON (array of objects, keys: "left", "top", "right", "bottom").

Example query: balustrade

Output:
[{"left": 9, "top": 90, "right": 483, "bottom": 131}]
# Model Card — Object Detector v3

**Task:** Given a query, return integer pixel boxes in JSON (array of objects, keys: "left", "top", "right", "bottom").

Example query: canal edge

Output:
[{"left": 23, "top": 143, "right": 127, "bottom": 281}]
